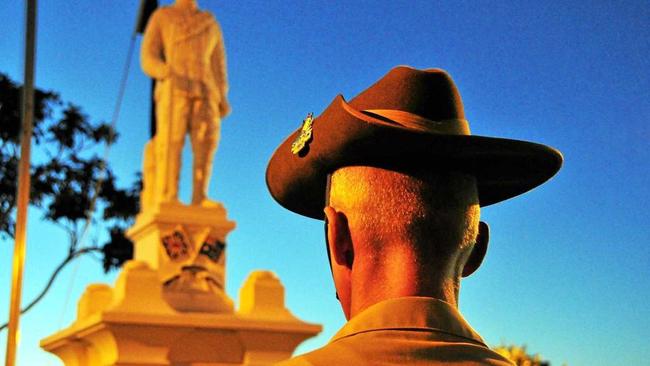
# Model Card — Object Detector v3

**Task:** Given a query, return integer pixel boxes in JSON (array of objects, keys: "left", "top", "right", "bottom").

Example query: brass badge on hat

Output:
[{"left": 291, "top": 112, "right": 314, "bottom": 155}]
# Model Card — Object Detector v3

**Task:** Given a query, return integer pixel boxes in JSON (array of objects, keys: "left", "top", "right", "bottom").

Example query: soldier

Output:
[
  {"left": 266, "top": 66, "right": 562, "bottom": 365},
  {"left": 141, "top": 0, "right": 229, "bottom": 207}
]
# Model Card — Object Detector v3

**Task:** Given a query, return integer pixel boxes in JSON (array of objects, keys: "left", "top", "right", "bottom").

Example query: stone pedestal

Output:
[
  {"left": 127, "top": 201, "right": 236, "bottom": 313},
  {"left": 41, "top": 262, "right": 321, "bottom": 366},
  {"left": 41, "top": 203, "right": 321, "bottom": 365}
]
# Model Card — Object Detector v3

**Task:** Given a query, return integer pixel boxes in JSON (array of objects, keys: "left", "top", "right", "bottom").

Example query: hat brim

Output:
[{"left": 266, "top": 95, "right": 563, "bottom": 220}]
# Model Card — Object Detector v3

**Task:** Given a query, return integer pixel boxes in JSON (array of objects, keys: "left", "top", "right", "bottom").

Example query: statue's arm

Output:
[
  {"left": 140, "top": 11, "right": 170, "bottom": 80},
  {"left": 211, "top": 21, "right": 230, "bottom": 117}
]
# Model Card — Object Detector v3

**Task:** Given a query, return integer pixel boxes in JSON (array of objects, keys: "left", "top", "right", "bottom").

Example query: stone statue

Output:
[
  {"left": 41, "top": 5, "right": 321, "bottom": 360},
  {"left": 140, "top": 0, "right": 229, "bottom": 208}
]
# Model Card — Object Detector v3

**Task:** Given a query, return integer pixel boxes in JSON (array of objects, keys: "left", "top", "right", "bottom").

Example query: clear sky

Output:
[{"left": 1, "top": 1, "right": 648, "bottom": 365}]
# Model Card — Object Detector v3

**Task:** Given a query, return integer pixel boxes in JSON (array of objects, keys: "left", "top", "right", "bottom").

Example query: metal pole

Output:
[{"left": 5, "top": 0, "right": 37, "bottom": 365}]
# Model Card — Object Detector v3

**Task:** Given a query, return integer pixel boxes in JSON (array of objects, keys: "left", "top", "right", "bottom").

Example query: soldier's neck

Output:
[{"left": 349, "top": 248, "right": 460, "bottom": 317}]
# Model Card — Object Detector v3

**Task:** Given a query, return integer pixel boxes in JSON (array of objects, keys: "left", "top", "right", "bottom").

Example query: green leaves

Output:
[
  {"left": 0, "top": 72, "right": 139, "bottom": 272},
  {"left": 101, "top": 227, "right": 134, "bottom": 273}
]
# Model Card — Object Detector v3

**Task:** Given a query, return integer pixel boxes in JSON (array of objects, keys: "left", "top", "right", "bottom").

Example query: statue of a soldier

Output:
[{"left": 140, "top": 0, "right": 229, "bottom": 208}]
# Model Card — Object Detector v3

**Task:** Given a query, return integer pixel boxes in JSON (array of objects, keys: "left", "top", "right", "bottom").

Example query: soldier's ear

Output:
[
  {"left": 462, "top": 221, "right": 489, "bottom": 278},
  {"left": 324, "top": 206, "right": 354, "bottom": 269},
  {"left": 324, "top": 206, "right": 354, "bottom": 319}
]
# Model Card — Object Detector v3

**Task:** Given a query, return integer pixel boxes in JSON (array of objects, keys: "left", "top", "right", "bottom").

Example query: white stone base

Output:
[{"left": 41, "top": 262, "right": 321, "bottom": 366}]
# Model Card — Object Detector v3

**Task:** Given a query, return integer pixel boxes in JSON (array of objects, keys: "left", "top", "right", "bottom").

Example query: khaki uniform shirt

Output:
[{"left": 275, "top": 297, "right": 514, "bottom": 365}]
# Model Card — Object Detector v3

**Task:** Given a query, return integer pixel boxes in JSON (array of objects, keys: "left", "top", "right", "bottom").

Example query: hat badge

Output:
[{"left": 291, "top": 112, "right": 314, "bottom": 155}]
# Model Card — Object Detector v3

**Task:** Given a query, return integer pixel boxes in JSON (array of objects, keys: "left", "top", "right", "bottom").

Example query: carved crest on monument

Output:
[{"left": 162, "top": 229, "right": 192, "bottom": 261}]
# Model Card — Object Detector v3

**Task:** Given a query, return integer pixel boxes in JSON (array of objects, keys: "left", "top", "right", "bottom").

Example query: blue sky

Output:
[{"left": 1, "top": 1, "right": 649, "bottom": 365}]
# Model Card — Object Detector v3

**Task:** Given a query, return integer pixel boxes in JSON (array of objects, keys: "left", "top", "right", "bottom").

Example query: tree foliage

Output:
[
  {"left": 493, "top": 344, "right": 553, "bottom": 366},
  {"left": 0, "top": 71, "right": 139, "bottom": 280}
]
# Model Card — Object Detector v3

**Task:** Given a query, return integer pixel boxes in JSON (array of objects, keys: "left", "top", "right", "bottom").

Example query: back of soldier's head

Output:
[{"left": 328, "top": 166, "right": 480, "bottom": 266}]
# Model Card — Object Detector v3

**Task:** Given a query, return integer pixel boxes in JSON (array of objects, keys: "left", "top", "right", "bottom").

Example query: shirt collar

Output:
[{"left": 331, "top": 296, "right": 486, "bottom": 346}]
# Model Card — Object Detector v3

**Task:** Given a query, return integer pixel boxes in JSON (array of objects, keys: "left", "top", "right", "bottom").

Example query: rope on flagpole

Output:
[
  {"left": 75, "top": 33, "right": 138, "bottom": 250},
  {"left": 72, "top": 0, "right": 154, "bottom": 256},
  {"left": 68, "top": 0, "right": 156, "bottom": 281},
  {"left": 51, "top": 31, "right": 138, "bottom": 329}
]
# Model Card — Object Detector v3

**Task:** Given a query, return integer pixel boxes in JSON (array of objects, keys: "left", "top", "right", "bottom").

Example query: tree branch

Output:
[{"left": 0, "top": 246, "right": 101, "bottom": 332}]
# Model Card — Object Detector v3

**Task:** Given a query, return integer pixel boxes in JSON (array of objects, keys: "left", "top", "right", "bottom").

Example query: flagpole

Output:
[{"left": 5, "top": 0, "right": 37, "bottom": 365}]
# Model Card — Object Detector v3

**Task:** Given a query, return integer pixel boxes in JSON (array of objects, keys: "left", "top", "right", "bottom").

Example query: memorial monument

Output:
[{"left": 40, "top": 1, "right": 321, "bottom": 364}]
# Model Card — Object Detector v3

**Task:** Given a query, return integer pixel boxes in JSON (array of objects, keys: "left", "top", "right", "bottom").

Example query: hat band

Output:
[{"left": 363, "top": 109, "right": 470, "bottom": 135}]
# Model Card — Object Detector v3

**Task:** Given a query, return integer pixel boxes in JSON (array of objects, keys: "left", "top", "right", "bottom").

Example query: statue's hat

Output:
[{"left": 266, "top": 66, "right": 563, "bottom": 219}]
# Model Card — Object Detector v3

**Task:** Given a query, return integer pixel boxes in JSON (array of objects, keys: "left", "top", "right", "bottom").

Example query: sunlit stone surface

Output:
[{"left": 40, "top": 2, "right": 320, "bottom": 364}]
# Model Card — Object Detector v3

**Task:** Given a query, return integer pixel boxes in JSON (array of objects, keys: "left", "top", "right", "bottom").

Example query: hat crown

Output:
[
  {"left": 349, "top": 66, "right": 465, "bottom": 121},
  {"left": 266, "top": 65, "right": 563, "bottom": 220}
]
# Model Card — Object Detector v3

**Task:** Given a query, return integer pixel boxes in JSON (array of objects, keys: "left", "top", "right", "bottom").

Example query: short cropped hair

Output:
[{"left": 329, "top": 166, "right": 480, "bottom": 264}]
